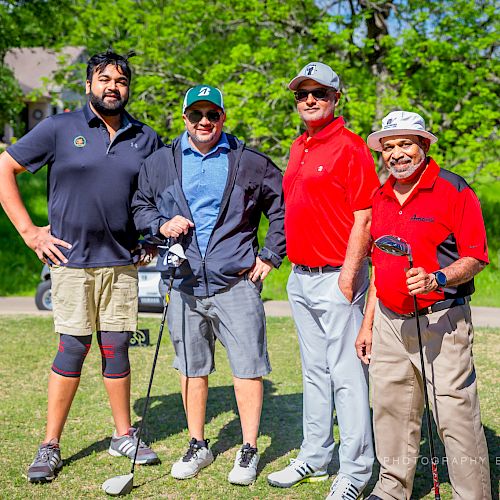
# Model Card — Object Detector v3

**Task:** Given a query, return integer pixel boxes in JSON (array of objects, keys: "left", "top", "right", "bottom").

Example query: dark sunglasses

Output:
[
  {"left": 294, "top": 88, "right": 333, "bottom": 102},
  {"left": 186, "top": 109, "right": 222, "bottom": 124}
]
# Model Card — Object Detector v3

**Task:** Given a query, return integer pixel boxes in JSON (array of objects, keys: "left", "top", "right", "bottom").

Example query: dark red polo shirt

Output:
[
  {"left": 371, "top": 158, "right": 489, "bottom": 314},
  {"left": 283, "top": 117, "right": 380, "bottom": 266}
]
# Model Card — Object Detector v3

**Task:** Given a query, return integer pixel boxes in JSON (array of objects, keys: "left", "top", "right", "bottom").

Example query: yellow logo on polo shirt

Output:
[{"left": 73, "top": 136, "right": 86, "bottom": 148}]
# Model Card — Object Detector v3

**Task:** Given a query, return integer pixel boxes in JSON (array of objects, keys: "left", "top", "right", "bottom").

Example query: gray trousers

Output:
[{"left": 287, "top": 264, "right": 374, "bottom": 489}]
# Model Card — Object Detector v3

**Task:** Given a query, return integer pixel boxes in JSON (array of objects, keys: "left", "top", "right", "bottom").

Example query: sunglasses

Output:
[
  {"left": 294, "top": 88, "right": 333, "bottom": 102},
  {"left": 186, "top": 109, "right": 222, "bottom": 124}
]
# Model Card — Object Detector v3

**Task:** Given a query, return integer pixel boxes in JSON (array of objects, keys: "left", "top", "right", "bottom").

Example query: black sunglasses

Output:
[
  {"left": 186, "top": 109, "right": 222, "bottom": 124},
  {"left": 294, "top": 88, "right": 333, "bottom": 102}
]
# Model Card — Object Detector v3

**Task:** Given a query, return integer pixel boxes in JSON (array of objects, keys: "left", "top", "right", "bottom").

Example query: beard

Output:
[
  {"left": 89, "top": 90, "right": 128, "bottom": 116},
  {"left": 388, "top": 149, "right": 426, "bottom": 180}
]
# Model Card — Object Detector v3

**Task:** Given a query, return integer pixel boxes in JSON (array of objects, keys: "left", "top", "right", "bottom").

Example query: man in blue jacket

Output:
[{"left": 132, "top": 85, "right": 285, "bottom": 485}]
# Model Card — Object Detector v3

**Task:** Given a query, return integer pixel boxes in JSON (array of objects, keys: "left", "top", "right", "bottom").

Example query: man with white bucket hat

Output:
[{"left": 357, "top": 110, "right": 491, "bottom": 499}]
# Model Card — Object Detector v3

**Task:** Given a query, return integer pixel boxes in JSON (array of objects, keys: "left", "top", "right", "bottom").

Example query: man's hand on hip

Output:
[
  {"left": 248, "top": 257, "right": 274, "bottom": 282},
  {"left": 24, "top": 225, "right": 72, "bottom": 265},
  {"left": 160, "top": 216, "right": 194, "bottom": 238}
]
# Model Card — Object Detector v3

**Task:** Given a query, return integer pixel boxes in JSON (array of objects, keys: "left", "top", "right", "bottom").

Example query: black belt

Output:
[
  {"left": 400, "top": 297, "right": 468, "bottom": 318},
  {"left": 295, "top": 264, "right": 342, "bottom": 273}
]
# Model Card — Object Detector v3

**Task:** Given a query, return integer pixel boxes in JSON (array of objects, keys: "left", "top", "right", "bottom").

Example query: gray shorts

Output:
[{"left": 164, "top": 276, "right": 271, "bottom": 378}]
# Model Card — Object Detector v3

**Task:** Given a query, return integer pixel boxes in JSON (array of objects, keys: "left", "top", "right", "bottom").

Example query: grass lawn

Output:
[{"left": 0, "top": 316, "right": 498, "bottom": 499}]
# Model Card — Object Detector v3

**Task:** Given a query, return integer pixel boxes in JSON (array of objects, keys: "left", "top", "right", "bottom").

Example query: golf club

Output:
[
  {"left": 374, "top": 235, "right": 441, "bottom": 500},
  {"left": 102, "top": 242, "right": 187, "bottom": 496}
]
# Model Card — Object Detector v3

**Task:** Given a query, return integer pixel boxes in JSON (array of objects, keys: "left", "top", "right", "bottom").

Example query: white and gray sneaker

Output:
[
  {"left": 228, "top": 443, "right": 259, "bottom": 485},
  {"left": 267, "top": 458, "right": 328, "bottom": 488},
  {"left": 27, "top": 440, "right": 63, "bottom": 482},
  {"left": 108, "top": 427, "right": 159, "bottom": 465},
  {"left": 171, "top": 438, "right": 214, "bottom": 479},
  {"left": 326, "top": 475, "right": 362, "bottom": 500}
]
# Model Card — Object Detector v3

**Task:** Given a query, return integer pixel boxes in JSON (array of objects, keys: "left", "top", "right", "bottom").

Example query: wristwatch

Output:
[{"left": 434, "top": 270, "right": 447, "bottom": 287}]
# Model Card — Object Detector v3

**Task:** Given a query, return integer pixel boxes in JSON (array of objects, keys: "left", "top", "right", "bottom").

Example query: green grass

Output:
[
  {"left": 0, "top": 316, "right": 498, "bottom": 499},
  {"left": 0, "top": 169, "right": 499, "bottom": 306}
]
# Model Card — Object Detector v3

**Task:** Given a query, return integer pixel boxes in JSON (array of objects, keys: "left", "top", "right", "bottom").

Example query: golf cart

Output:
[{"left": 35, "top": 260, "right": 163, "bottom": 312}]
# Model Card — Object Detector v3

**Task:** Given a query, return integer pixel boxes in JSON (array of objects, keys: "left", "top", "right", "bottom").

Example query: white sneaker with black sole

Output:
[
  {"left": 326, "top": 475, "right": 362, "bottom": 500},
  {"left": 171, "top": 438, "right": 214, "bottom": 479},
  {"left": 228, "top": 443, "right": 259, "bottom": 485},
  {"left": 267, "top": 458, "right": 328, "bottom": 488}
]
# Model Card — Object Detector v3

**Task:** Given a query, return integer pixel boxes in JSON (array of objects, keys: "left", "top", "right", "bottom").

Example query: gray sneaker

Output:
[
  {"left": 27, "top": 440, "right": 63, "bottom": 483},
  {"left": 171, "top": 438, "right": 214, "bottom": 479},
  {"left": 228, "top": 443, "right": 259, "bottom": 485},
  {"left": 108, "top": 427, "right": 159, "bottom": 465}
]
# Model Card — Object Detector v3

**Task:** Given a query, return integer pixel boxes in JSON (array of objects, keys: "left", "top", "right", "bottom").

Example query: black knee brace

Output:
[
  {"left": 52, "top": 334, "right": 92, "bottom": 378},
  {"left": 97, "top": 331, "right": 131, "bottom": 379}
]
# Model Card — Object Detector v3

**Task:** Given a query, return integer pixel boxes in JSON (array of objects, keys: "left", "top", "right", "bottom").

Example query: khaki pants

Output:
[{"left": 370, "top": 301, "right": 491, "bottom": 500}]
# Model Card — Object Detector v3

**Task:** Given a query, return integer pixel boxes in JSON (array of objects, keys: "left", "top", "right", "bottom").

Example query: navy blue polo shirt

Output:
[{"left": 7, "top": 103, "right": 162, "bottom": 267}]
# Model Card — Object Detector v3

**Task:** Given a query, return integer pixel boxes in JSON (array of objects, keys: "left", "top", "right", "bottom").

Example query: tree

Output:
[
  {"left": 0, "top": 0, "right": 77, "bottom": 137},
  {"left": 36, "top": 0, "right": 500, "bottom": 181}
]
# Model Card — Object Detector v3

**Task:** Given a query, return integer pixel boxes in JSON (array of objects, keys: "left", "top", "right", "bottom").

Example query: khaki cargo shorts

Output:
[{"left": 50, "top": 265, "right": 138, "bottom": 336}]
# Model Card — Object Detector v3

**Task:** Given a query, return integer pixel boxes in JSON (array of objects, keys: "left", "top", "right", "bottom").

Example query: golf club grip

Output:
[
  {"left": 432, "top": 461, "right": 441, "bottom": 499},
  {"left": 413, "top": 295, "right": 441, "bottom": 498},
  {"left": 130, "top": 273, "right": 175, "bottom": 474}
]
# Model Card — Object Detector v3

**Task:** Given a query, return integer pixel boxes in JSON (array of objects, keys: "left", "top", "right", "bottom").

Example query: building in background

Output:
[{"left": 2, "top": 47, "right": 86, "bottom": 142}]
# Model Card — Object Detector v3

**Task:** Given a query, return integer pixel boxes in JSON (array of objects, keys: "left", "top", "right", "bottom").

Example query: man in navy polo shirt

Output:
[
  {"left": 0, "top": 51, "right": 162, "bottom": 483},
  {"left": 356, "top": 111, "right": 491, "bottom": 499},
  {"left": 132, "top": 84, "right": 285, "bottom": 485}
]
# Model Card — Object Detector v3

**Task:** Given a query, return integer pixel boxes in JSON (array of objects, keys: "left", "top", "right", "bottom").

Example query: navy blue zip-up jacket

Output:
[{"left": 132, "top": 134, "right": 286, "bottom": 297}]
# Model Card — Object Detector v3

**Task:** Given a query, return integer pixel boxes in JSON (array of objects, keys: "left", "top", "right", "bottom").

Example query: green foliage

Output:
[
  {"left": 0, "top": 65, "right": 23, "bottom": 128},
  {"left": 47, "top": 0, "right": 499, "bottom": 180},
  {"left": 1, "top": 0, "right": 499, "bottom": 300}
]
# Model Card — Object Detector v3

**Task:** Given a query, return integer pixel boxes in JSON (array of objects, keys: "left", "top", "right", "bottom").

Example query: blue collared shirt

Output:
[{"left": 181, "top": 131, "right": 230, "bottom": 257}]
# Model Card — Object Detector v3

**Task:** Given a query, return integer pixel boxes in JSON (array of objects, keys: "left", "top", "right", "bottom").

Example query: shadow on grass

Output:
[
  {"left": 64, "top": 381, "right": 498, "bottom": 500},
  {"left": 130, "top": 379, "right": 305, "bottom": 472},
  {"left": 64, "top": 437, "right": 110, "bottom": 466}
]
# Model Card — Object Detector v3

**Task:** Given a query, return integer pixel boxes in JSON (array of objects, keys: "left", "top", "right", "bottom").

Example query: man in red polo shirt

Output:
[
  {"left": 356, "top": 111, "right": 491, "bottom": 500},
  {"left": 267, "top": 62, "right": 379, "bottom": 499}
]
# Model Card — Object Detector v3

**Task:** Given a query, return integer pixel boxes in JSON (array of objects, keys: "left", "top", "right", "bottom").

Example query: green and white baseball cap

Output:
[{"left": 183, "top": 85, "right": 224, "bottom": 112}]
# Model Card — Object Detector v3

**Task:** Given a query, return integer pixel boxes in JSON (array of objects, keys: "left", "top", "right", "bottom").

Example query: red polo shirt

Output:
[
  {"left": 371, "top": 158, "right": 489, "bottom": 315},
  {"left": 283, "top": 117, "right": 380, "bottom": 266}
]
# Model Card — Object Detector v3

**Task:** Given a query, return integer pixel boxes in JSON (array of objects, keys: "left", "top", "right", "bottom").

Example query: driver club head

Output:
[
  {"left": 374, "top": 235, "right": 412, "bottom": 258},
  {"left": 102, "top": 473, "right": 134, "bottom": 496}
]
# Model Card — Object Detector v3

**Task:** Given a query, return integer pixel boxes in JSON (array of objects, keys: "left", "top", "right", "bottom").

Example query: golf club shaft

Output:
[
  {"left": 130, "top": 272, "right": 175, "bottom": 475},
  {"left": 410, "top": 255, "right": 440, "bottom": 499}
]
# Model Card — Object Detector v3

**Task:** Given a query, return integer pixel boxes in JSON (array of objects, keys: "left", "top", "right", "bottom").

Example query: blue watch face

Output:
[{"left": 435, "top": 271, "right": 447, "bottom": 287}]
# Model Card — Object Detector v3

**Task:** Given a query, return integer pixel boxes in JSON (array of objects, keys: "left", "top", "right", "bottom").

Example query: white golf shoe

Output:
[
  {"left": 228, "top": 443, "right": 259, "bottom": 485},
  {"left": 171, "top": 438, "right": 214, "bottom": 479},
  {"left": 326, "top": 475, "right": 362, "bottom": 499},
  {"left": 267, "top": 458, "right": 328, "bottom": 487}
]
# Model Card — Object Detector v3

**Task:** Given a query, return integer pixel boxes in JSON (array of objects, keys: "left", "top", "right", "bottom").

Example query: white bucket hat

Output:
[{"left": 367, "top": 111, "right": 438, "bottom": 151}]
